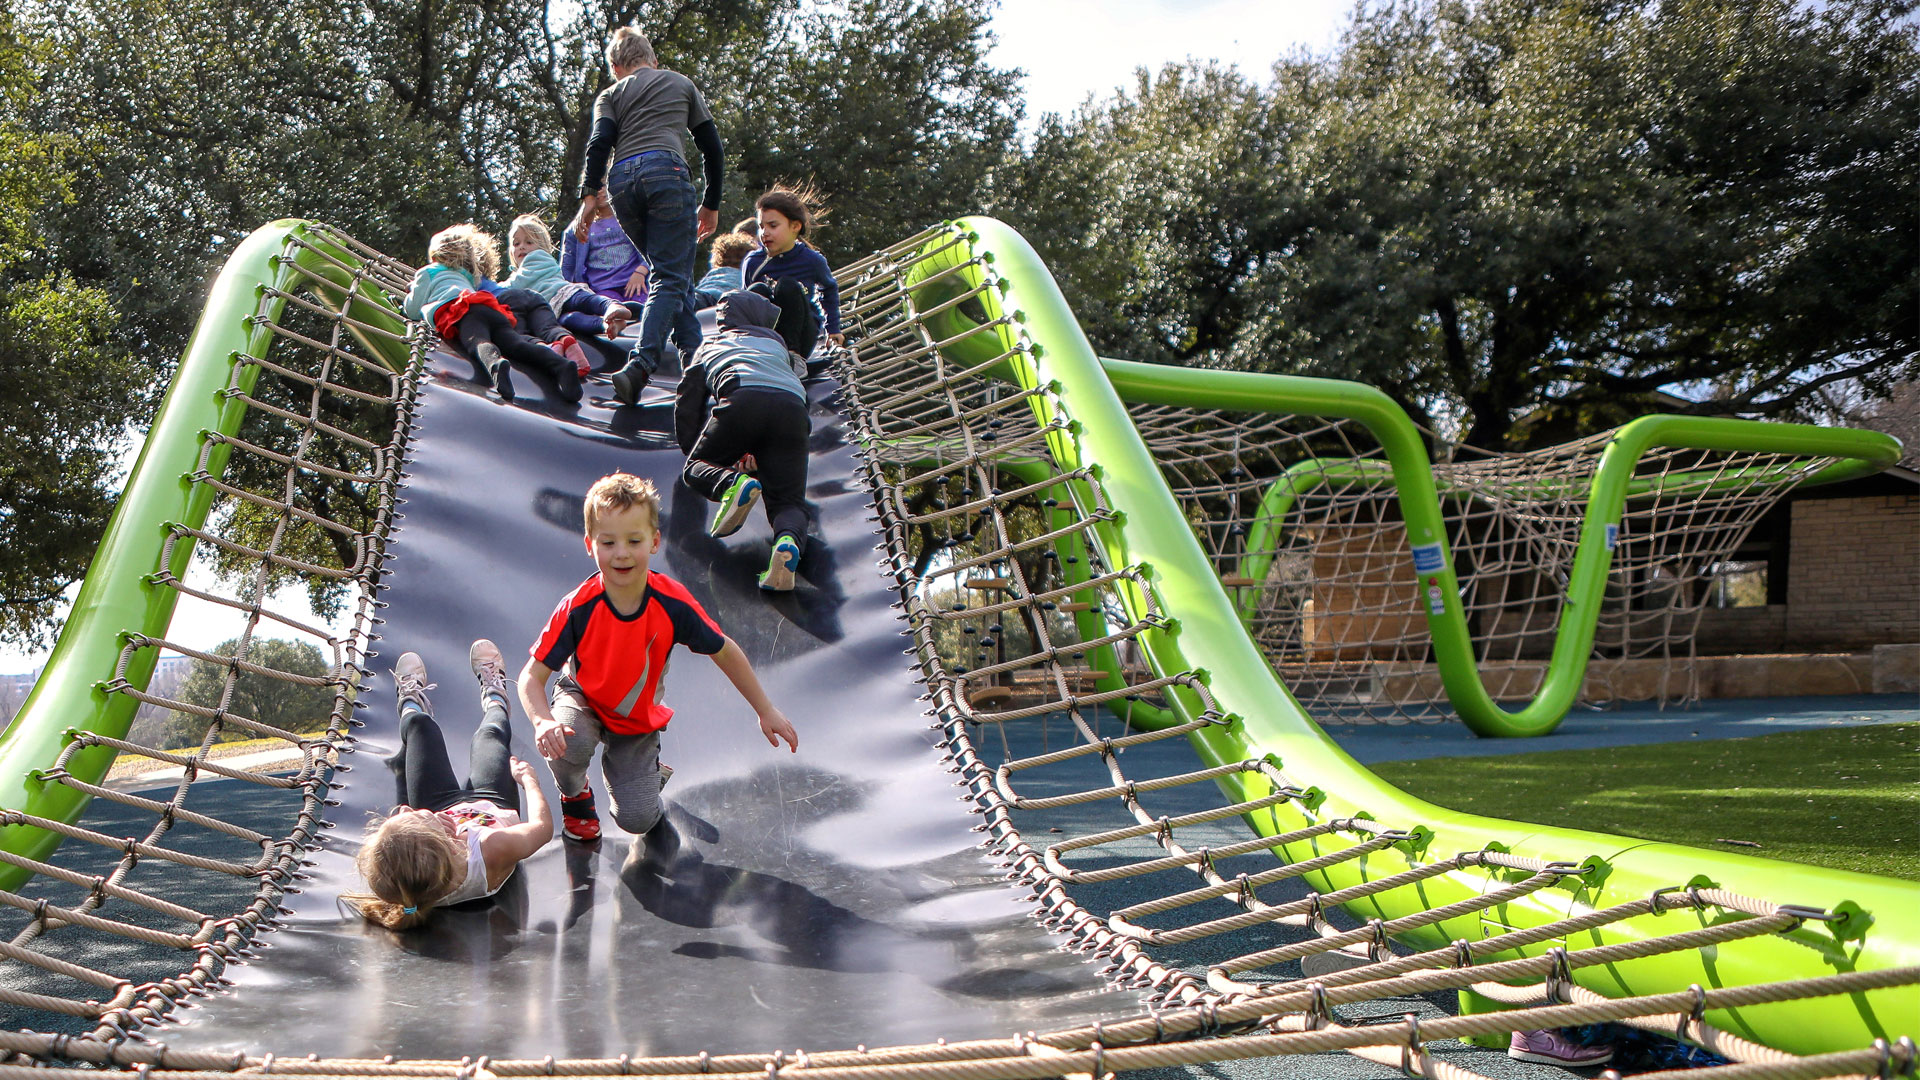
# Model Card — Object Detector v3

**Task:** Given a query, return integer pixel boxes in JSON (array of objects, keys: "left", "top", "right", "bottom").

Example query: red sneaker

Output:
[{"left": 560, "top": 786, "right": 601, "bottom": 842}]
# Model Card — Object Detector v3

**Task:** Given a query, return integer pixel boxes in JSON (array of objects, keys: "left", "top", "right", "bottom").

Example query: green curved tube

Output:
[
  {"left": 905, "top": 217, "right": 1917, "bottom": 1057},
  {"left": 0, "top": 221, "right": 407, "bottom": 888},
  {"left": 1095, "top": 359, "right": 1899, "bottom": 737}
]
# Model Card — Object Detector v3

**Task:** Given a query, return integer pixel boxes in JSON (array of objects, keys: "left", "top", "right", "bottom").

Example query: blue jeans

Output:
[{"left": 607, "top": 151, "right": 703, "bottom": 373}]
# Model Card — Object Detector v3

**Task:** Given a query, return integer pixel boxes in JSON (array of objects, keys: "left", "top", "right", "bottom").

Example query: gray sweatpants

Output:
[{"left": 548, "top": 677, "right": 664, "bottom": 835}]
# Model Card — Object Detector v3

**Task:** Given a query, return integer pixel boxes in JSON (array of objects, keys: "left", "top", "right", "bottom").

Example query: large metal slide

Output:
[{"left": 0, "top": 220, "right": 1911, "bottom": 1078}]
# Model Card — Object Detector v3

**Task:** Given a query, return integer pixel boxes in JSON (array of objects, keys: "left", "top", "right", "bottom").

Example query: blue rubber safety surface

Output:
[{"left": 1322, "top": 695, "right": 1920, "bottom": 765}]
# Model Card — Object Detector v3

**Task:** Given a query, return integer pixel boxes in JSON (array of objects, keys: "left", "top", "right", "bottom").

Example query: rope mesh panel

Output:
[
  {"left": 0, "top": 222, "right": 1909, "bottom": 1080},
  {"left": 0, "top": 224, "right": 422, "bottom": 1046},
  {"left": 1127, "top": 406, "right": 1830, "bottom": 723}
]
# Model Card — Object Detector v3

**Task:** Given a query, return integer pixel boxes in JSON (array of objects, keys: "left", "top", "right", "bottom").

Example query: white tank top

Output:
[{"left": 435, "top": 800, "right": 522, "bottom": 906}]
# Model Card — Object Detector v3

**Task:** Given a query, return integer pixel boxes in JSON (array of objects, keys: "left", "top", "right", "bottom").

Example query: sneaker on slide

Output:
[
  {"left": 1508, "top": 1030, "right": 1612, "bottom": 1068},
  {"left": 559, "top": 786, "right": 601, "bottom": 842},
  {"left": 759, "top": 534, "right": 801, "bottom": 592},
  {"left": 709, "top": 474, "right": 761, "bottom": 538}
]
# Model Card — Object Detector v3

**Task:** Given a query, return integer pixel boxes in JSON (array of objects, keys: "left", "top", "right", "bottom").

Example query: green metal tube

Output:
[
  {"left": 1097, "top": 358, "right": 1900, "bottom": 737},
  {"left": 905, "top": 217, "right": 1917, "bottom": 1057},
  {"left": 0, "top": 221, "right": 406, "bottom": 888}
]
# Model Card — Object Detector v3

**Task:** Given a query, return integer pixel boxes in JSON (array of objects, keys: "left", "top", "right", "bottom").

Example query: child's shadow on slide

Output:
[
  {"left": 617, "top": 854, "right": 923, "bottom": 975},
  {"left": 664, "top": 478, "right": 845, "bottom": 647}
]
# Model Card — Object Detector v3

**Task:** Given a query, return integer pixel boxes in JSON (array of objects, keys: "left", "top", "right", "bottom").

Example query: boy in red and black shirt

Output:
[{"left": 518, "top": 472, "right": 798, "bottom": 849}]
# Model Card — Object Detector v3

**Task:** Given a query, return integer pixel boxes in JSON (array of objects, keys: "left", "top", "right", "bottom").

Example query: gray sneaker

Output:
[
  {"left": 393, "top": 652, "right": 435, "bottom": 717},
  {"left": 468, "top": 638, "right": 511, "bottom": 706}
]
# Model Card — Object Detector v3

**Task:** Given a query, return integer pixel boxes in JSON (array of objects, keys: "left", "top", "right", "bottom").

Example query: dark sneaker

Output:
[
  {"left": 758, "top": 534, "right": 801, "bottom": 591},
  {"left": 560, "top": 787, "right": 601, "bottom": 842},
  {"left": 555, "top": 359, "right": 583, "bottom": 403},
  {"left": 609, "top": 361, "right": 651, "bottom": 405},
  {"left": 1509, "top": 1030, "right": 1612, "bottom": 1068},
  {"left": 477, "top": 342, "right": 513, "bottom": 401},
  {"left": 468, "top": 639, "right": 511, "bottom": 706},
  {"left": 709, "top": 474, "right": 761, "bottom": 538},
  {"left": 392, "top": 652, "right": 435, "bottom": 717}
]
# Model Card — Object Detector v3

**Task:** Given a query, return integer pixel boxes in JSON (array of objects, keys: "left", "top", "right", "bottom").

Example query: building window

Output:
[{"left": 1706, "top": 559, "right": 1769, "bottom": 608}]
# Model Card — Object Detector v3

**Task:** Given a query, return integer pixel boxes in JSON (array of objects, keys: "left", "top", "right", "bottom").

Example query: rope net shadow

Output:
[{"left": 0, "top": 222, "right": 1909, "bottom": 1080}]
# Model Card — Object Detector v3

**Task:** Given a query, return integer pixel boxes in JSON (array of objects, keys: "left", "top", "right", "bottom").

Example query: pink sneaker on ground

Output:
[{"left": 1508, "top": 1030, "right": 1613, "bottom": 1067}]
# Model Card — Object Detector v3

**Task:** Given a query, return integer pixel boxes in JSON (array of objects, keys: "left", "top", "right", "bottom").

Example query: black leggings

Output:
[
  {"left": 747, "top": 279, "right": 819, "bottom": 360},
  {"left": 684, "top": 387, "right": 811, "bottom": 547},
  {"left": 452, "top": 304, "right": 570, "bottom": 378},
  {"left": 393, "top": 700, "right": 520, "bottom": 815}
]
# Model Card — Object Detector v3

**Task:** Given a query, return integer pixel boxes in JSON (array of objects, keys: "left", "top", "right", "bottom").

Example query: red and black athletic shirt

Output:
[{"left": 532, "top": 571, "right": 726, "bottom": 735}]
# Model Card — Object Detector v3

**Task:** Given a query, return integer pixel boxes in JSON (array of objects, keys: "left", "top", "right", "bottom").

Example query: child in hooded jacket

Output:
[{"left": 674, "top": 289, "right": 810, "bottom": 591}]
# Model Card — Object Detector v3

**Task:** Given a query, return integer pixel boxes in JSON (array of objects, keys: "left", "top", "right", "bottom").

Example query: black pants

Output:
[
  {"left": 452, "top": 304, "right": 570, "bottom": 378},
  {"left": 493, "top": 286, "right": 568, "bottom": 346},
  {"left": 393, "top": 701, "right": 520, "bottom": 815},
  {"left": 747, "top": 279, "right": 819, "bottom": 360},
  {"left": 684, "top": 387, "right": 810, "bottom": 547}
]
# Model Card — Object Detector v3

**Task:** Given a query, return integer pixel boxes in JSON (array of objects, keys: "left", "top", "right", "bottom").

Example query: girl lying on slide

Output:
[{"left": 345, "top": 640, "right": 554, "bottom": 929}]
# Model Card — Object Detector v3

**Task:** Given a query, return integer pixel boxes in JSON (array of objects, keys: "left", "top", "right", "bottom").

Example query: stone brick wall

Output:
[{"left": 1785, "top": 495, "right": 1920, "bottom": 649}]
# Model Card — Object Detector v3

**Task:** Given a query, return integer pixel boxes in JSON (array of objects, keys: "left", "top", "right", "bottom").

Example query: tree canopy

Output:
[
  {"left": 0, "top": 8, "right": 143, "bottom": 649},
  {"left": 164, "top": 637, "right": 337, "bottom": 749},
  {"left": 1, "top": 0, "right": 1913, "bottom": 655},
  {"left": 990, "top": 0, "right": 1919, "bottom": 448}
]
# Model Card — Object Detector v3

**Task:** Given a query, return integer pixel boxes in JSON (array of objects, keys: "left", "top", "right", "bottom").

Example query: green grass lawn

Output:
[{"left": 1371, "top": 722, "right": 1920, "bottom": 881}]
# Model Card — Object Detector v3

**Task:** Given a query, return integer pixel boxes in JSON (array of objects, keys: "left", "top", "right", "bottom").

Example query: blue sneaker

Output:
[
  {"left": 709, "top": 474, "right": 761, "bottom": 538},
  {"left": 759, "top": 535, "right": 802, "bottom": 591}
]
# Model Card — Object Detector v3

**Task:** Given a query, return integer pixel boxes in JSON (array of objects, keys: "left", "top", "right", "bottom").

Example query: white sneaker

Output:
[
  {"left": 469, "top": 639, "right": 511, "bottom": 706},
  {"left": 393, "top": 652, "right": 435, "bottom": 716}
]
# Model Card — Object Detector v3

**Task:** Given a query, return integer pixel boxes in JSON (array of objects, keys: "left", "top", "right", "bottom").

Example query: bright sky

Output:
[
  {"left": 0, "top": 0, "right": 1356, "bottom": 681},
  {"left": 986, "top": 0, "right": 1353, "bottom": 125}
]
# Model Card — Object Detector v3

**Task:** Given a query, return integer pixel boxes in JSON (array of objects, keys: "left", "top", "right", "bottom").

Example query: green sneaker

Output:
[
  {"left": 758, "top": 534, "right": 802, "bottom": 591},
  {"left": 709, "top": 474, "right": 762, "bottom": 538}
]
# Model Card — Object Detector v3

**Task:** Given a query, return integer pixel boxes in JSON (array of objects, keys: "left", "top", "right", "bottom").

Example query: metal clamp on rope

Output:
[
  {"left": 1677, "top": 984, "right": 1706, "bottom": 1042},
  {"left": 1400, "top": 1013, "right": 1424, "bottom": 1078},
  {"left": 1775, "top": 904, "right": 1841, "bottom": 926},
  {"left": 1451, "top": 938, "right": 1475, "bottom": 969},
  {"left": 1368, "top": 918, "right": 1392, "bottom": 961},
  {"left": 1648, "top": 884, "right": 1689, "bottom": 915},
  {"left": 1544, "top": 947, "right": 1574, "bottom": 1004},
  {"left": 1304, "top": 983, "right": 1332, "bottom": 1030}
]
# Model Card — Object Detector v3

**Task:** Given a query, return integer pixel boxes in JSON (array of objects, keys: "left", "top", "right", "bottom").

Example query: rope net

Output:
[
  {"left": 1128, "top": 407, "right": 1829, "bottom": 723},
  {"left": 0, "top": 222, "right": 1909, "bottom": 1080},
  {"left": 0, "top": 224, "right": 422, "bottom": 1045}
]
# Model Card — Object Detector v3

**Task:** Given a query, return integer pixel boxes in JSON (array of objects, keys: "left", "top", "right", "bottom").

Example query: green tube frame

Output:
[
  {"left": 1100, "top": 361, "right": 1898, "bottom": 737},
  {"left": 903, "top": 217, "right": 1916, "bottom": 1057},
  {"left": 0, "top": 221, "right": 409, "bottom": 888}
]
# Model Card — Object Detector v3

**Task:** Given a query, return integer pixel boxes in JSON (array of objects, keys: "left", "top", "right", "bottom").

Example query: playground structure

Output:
[{"left": 0, "top": 218, "right": 1911, "bottom": 1076}]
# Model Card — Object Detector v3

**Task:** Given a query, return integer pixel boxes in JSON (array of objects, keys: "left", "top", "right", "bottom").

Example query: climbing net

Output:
[
  {"left": 0, "top": 222, "right": 1910, "bottom": 1080},
  {"left": 1130, "top": 409, "right": 1830, "bottom": 723},
  {"left": 0, "top": 224, "right": 420, "bottom": 1050}
]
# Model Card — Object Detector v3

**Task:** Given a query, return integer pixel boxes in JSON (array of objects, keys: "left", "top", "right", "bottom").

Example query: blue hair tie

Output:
[{"left": 402, "top": 906, "right": 418, "bottom": 915}]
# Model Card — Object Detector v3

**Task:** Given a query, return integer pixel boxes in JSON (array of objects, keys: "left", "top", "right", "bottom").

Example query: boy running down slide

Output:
[{"left": 518, "top": 473, "right": 798, "bottom": 855}]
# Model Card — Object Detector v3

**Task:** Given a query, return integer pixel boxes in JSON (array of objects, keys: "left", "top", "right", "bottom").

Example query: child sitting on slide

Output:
[
  {"left": 562, "top": 200, "right": 650, "bottom": 306},
  {"left": 402, "top": 224, "right": 581, "bottom": 403},
  {"left": 345, "top": 641, "right": 555, "bottom": 929},
  {"left": 517, "top": 473, "right": 798, "bottom": 856},
  {"left": 505, "top": 214, "right": 634, "bottom": 369},
  {"left": 742, "top": 186, "right": 844, "bottom": 363},
  {"left": 693, "top": 231, "right": 754, "bottom": 310}
]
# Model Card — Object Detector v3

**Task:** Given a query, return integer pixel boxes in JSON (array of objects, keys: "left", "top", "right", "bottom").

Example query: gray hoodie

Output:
[{"left": 675, "top": 290, "right": 806, "bottom": 454}]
